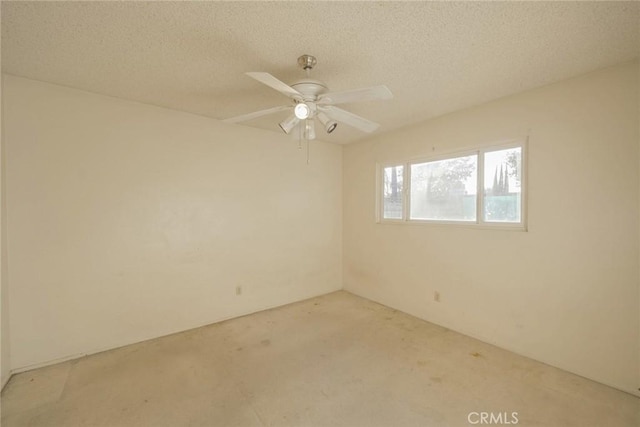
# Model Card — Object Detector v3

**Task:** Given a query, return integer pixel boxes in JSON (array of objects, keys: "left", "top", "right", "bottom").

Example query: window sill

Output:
[{"left": 377, "top": 219, "right": 527, "bottom": 231}]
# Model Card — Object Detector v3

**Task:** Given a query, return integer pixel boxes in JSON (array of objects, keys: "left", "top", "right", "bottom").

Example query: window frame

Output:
[{"left": 377, "top": 138, "right": 527, "bottom": 230}]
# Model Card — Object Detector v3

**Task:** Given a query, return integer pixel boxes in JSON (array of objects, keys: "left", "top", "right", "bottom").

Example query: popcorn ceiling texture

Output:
[{"left": 2, "top": 1, "right": 639, "bottom": 144}]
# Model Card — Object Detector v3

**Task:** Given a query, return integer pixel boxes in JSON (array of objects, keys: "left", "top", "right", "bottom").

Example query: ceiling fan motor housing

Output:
[{"left": 291, "top": 79, "right": 327, "bottom": 100}]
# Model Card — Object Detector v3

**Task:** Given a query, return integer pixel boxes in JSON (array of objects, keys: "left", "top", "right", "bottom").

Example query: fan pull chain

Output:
[{"left": 307, "top": 137, "right": 310, "bottom": 165}]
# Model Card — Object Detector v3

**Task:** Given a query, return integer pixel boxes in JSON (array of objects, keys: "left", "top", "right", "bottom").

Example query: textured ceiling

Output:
[{"left": 2, "top": 1, "right": 639, "bottom": 144}]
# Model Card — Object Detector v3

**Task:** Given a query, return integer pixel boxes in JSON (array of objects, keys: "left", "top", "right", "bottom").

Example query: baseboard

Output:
[
  {"left": 9, "top": 287, "right": 343, "bottom": 377},
  {"left": 1, "top": 371, "right": 11, "bottom": 392},
  {"left": 342, "top": 288, "right": 640, "bottom": 399}
]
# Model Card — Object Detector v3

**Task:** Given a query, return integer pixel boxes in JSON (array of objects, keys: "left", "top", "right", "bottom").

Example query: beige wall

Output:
[
  {"left": 637, "top": 61, "right": 640, "bottom": 398},
  {"left": 3, "top": 62, "right": 639, "bottom": 396},
  {"left": 343, "top": 62, "right": 640, "bottom": 395},
  {"left": 1, "top": 72, "right": 10, "bottom": 389},
  {"left": 3, "top": 75, "right": 342, "bottom": 371}
]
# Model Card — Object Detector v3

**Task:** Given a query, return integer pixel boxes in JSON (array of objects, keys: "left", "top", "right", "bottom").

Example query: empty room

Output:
[{"left": 0, "top": 1, "right": 639, "bottom": 426}]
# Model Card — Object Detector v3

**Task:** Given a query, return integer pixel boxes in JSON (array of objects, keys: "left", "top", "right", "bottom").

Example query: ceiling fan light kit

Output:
[
  {"left": 224, "top": 54, "right": 393, "bottom": 142},
  {"left": 279, "top": 114, "right": 300, "bottom": 134},
  {"left": 303, "top": 119, "right": 315, "bottom": 141},
  {"left": 316, "top": 112, "right": 338, "bottom": 134},
  {"left": 294, "top": 102, "right": 311, "bottom": 120}
]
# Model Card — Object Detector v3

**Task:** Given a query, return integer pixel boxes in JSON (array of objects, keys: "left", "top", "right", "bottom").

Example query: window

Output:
[
  {"left": 483, "top": 147, "right": 522, "bottom": 223},
  {"left": 410, "top": 154, "right": 477, "bottom": 222},
  {"left": 378, "top": 140, "right": 526, "bottom": 229},
  {"left": 382, "top": 165, "right": 404, "bottom": 220}
]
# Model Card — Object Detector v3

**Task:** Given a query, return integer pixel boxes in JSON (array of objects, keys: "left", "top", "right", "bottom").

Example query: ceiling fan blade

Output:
[
  {"left": 246, "top": 72, "right": 303, "bottom": 100},
  {"left": 223, "top": 105, "right": 290, "bottom": 124},
  {"left": 322, "top": 106, "right": 380, "bottom": 133},
  {"left": 317, "top": 85, "right": 393, "bottom": 105}
]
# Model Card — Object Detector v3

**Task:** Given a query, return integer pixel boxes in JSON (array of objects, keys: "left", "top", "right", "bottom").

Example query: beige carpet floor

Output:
[{"left": 1, "top": 291, "right": 638, "bottom": 426}]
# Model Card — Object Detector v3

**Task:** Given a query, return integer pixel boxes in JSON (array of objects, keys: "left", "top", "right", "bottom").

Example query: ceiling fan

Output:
[{"left": 224, "top": 55, "right": 393, "bottom": 140}]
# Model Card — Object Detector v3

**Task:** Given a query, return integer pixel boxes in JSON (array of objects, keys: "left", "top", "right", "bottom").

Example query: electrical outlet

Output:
[
  {"left": 236, "top": 286, "right": 242, "bottom": 296},
  {"left": 434, "top": 291, "right": 440, "bottom": 302}
]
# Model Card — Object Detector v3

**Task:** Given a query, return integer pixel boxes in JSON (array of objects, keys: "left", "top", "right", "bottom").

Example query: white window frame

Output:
[{"left": 377, "top": 138, "right": 527, "bottom": 230}]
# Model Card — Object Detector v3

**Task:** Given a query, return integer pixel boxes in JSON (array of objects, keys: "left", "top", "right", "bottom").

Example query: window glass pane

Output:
[
  {"left": 483, "top": 147, "right": 522, "bottom": 223},
  {"left": 383, "top": 165, "right": 403, "bottom": 219},
  {"left": 410, "top": 155, "right": 477, "bottom": 221}
]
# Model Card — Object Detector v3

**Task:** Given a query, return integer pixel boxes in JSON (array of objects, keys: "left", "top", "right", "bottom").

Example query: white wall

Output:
[
  {"left": 3, "top": 75, "right": 342, "bottom": 371},
  {"left": 343, "top": 62, "right": 640, "bottom": 395}
]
